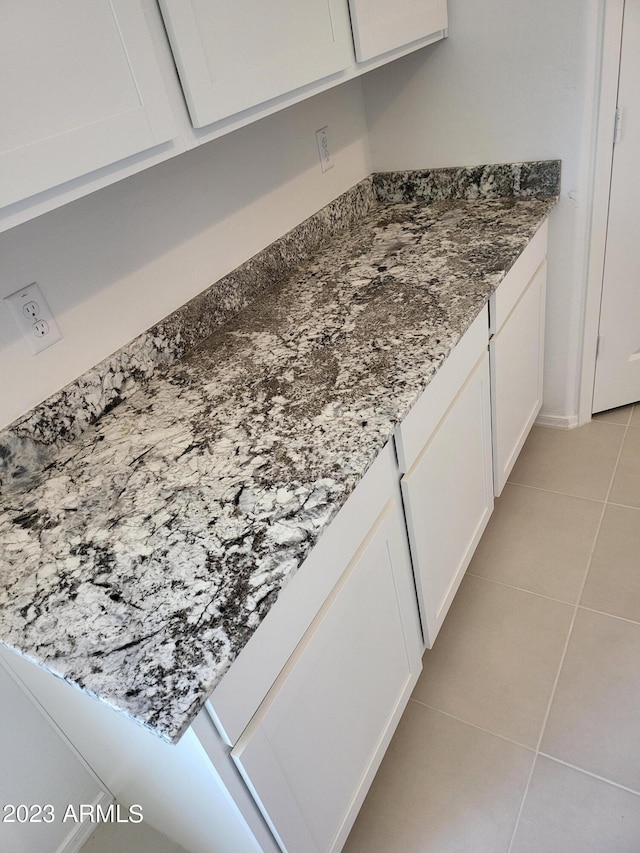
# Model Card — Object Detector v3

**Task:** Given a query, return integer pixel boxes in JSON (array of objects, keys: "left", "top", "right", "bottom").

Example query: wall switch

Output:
[
  {"left": 315, "top": 126, "right": 334, "bottom": 173},
  {"left": 5, "top": 282, "right": 63, "bottom": 355}
]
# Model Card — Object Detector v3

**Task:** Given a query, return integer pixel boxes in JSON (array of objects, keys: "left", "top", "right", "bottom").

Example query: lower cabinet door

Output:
[
  {"left": 490, "top": 261, "right": 547, "bottom": 496},
  {"left": 402, "top": 351, "right": 494, "bottom": 648},
  {"left": 231, "top": 497, "right": 422, "bottom": 853}
]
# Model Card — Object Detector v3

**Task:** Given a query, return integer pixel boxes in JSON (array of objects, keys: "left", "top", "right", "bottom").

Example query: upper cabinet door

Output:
[
  {"left": 349, "top": 0, "right": 447, "bottom": 62},
  {"left": 0, "top": 0, "right": 176, "bottom": 209},
  {"left": 158, "top": 0, "right": 354, "bottom": 128}
]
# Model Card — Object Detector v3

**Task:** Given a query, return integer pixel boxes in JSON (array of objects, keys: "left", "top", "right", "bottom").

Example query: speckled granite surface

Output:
[
  {"left": 0, "top": 178, "right": 378, "bottom": 493},
  {"left": 0, "top": 162, "right": 558, "bottom": 743},
  {"left": 374, "top": 159, "right": 561, "bottom": 203}
]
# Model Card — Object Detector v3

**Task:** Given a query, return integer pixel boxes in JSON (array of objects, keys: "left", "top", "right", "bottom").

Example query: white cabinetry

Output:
[
  {"left": 489, "top": 222, "right": 548, "bottom": 496},
  {"left": 1, "top": 1, "right": 448, "bottom": 228},
  {"left": 349, "top": 0, "right": 447, "bottom": 62},
  {"left": 159, "top": 0, "right": 354, "bottom": 127},
  {"left": 0, "top": 0, "right": 176, "bottom": 210},
  {"left": 396, "top": 308, "right": 494, "bottom": 648},
  {"left": 209, "top": 442, "right": 422, "bottom": 852},
  {"left": 232, "top": 487, "right": 420, "bottom": 852}
]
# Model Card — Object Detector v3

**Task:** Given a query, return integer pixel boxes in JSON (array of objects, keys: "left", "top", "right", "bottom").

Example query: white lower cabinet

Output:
[
  {"left": 231, "top": 497, "right": 420, "bottom": 853},
  {"left": 489, "top": 222, "right": 548, "bottom": 496},
  {"left": 203, "top": 442, "right": 423, "bottom": 853},
  {"left": 400, "top": 348, "right": 494, "bottom": 648}
]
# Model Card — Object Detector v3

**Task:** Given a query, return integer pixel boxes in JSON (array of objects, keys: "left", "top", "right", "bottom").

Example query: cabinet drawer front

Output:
[
  {"left": 491, "top": 260, "right": 547, "bottom": 495},
  {"left": 489, "top": 221, "right": 547, "bottom": 335},
  {"left": 231, "top": 500, "right": 421, "bottom": 853},
  {"left": 402, "top": 352, "right": 494, "bottom": 648},
  {"left": 395, "top": 305, "right": 488, "bottom": 474}
]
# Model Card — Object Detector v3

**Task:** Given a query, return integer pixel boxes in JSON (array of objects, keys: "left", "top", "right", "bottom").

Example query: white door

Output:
[{"left": 592, "top": 0, "right": 640, "bottom": 412}]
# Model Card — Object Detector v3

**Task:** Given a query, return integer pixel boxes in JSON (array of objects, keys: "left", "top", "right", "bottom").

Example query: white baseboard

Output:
[
  {"left": 535, "top": 412, "right": 580, "bottom": 430},
  {"left": 56, "top": 790, "right": 114, "bottom": 853}
]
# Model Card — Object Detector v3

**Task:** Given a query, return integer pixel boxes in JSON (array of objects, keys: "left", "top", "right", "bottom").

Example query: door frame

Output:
[{"left": 578, "top": 0, "right": 625, "bottom": 424}]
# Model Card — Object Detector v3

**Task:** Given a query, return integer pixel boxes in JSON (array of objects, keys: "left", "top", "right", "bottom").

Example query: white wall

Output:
[
  {"left": 361, "top": 0, "right": 602, "bottom": 423},
  {"left": 0, "top": 79, "right": 371, "bottom": 430}
]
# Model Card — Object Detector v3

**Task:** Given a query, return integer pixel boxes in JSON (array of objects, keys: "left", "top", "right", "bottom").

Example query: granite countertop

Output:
[{"left": 0, "top": 162, "right": 559, "bottom": 743}]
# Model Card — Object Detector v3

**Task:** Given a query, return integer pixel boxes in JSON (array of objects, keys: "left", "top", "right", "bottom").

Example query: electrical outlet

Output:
[
  {"left": 23, "top": 301, "right": 39, "bottom": 319},
  {"left": 315, "top": 126, "right": 334, "bottom": 173},
  {"left": 4, "top": 282, "right": 63, "bottom": 355}
]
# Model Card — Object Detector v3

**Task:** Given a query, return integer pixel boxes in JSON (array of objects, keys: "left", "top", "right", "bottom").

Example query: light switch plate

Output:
[
  {"left": 5, "top": 282, "right": 63, "bottom": 355},
  {"left": 315, "top": 126, "right": 334, "bottom": 173}
]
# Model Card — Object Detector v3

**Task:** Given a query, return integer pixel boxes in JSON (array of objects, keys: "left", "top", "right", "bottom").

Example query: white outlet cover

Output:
[
  {"left": 5, "top": 282, "right": 63, "bottom": 355},
  {"left": 315, "top": 126, "right": 334, "bottom": 173}
]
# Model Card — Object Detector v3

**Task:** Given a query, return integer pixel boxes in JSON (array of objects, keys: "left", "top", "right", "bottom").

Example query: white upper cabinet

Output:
[
  {"left": 0, "top": 0, "right": 448, "bottom": 229},
  {"left": 158, "top": 0, "right": 354, "bottom": 128},
  {"left": 349, "top": 0, "right": 447, "bottom": 62},
  {"left": 0, "top": 0, "right": 176, "bottom": 210}
]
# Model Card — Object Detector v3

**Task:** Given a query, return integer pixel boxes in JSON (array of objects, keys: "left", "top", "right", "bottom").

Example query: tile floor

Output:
[{"left": 345, "top": 409, "right": 640, "bottom": 853}]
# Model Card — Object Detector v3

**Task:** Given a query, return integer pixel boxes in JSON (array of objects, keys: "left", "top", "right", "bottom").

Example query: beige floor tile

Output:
[
  {"left": 411, "top": 575, "right": 573, "bottom": 747},
  {"left": 511, "top": 756, "right": 640, "bottom": 853},
  {"left": 541, "top": 609, "right": 640, "bottom": 791},
  {"left": 468, "top": 484, "right": 602, "bottom": 603},
  {"left": 81, "top": 819, "right": 188, "bottom": 853},
  {"left": 508, "top": 423, "right": 625, "bottom": 500},
  {"left": 581, "top": 504, "right": 640, "bottom": 622},
  {"left": 344, "top": 703, "right": 533, "bottom": 853},
  {"left": 609, "top": 427, "right": 640, "bottom": 508},
  {"left": 592, "top": 404, "right": 634, "bottom": 425},
  {"left": 630, "top": 405, "right": 640, "bottom": 427}
]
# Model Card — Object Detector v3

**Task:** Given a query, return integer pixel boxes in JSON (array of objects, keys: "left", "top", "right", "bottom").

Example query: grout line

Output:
[
  {"left": 603, "top": 414, "right": 632, "bottom": 505},
  {"left": 603, "top": 499, "right": 640, "bottom": 511},
  {"left": 508, "top": 414, "right": 632, "bottom": 851},
  {"left": 407, "top": 698, "right": 534, "bottom": 752},
  {"left": 464, "top": 572, "right": 577, "bottom": 607},
  {"left": 592, "top": 409, "right": 633, "bottom": 427},
  {"left": 506, "top": 505, "right": 605, "bottom": 852},
  {"left": 505, "top": 480, "right": 607, "bottom": 503},
  {"left": 538, "top": 753, "right": 640, "bottom": 798},
  {"left": 577, "top": 604, "right": 640, "bottom": 628},
  {"left": 596, "top": 420, "right": 639, "bottom": 428}
]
